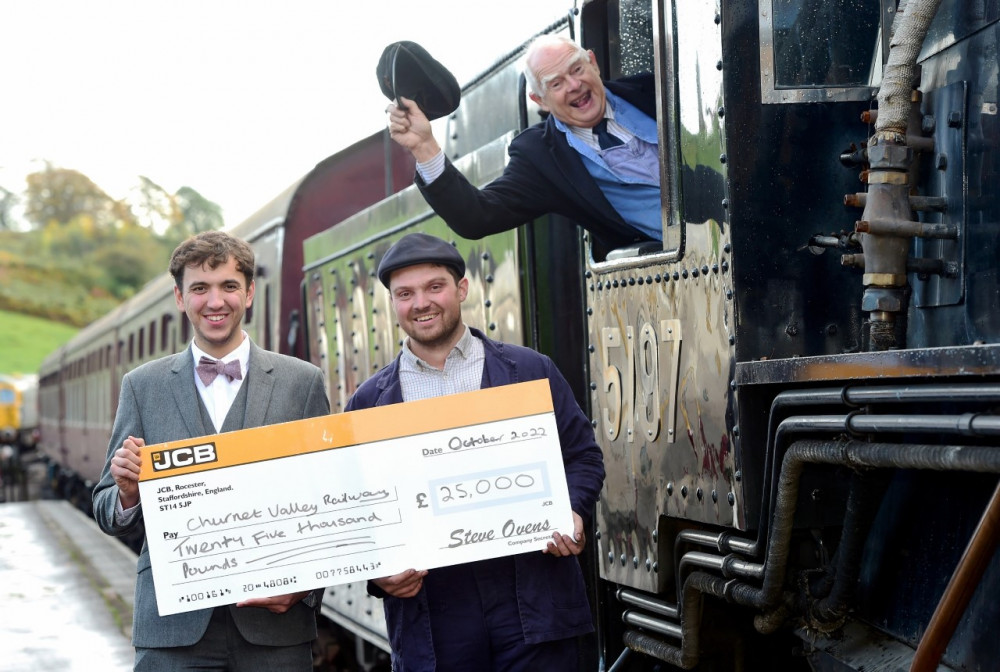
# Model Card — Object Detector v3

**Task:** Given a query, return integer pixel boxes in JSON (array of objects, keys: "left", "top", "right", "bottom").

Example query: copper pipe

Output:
[
  {"left": 843, "top": 194, "right": 946, "bottom": 211},
  {"left": 911, "top": 479, "right": 1000, "bottom": 671},
  {"left": 855, "top": 217, "right": 958, "bottom": 239}
]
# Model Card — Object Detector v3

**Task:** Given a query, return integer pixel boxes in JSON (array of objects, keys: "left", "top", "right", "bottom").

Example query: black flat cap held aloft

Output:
[
  {"left": 376, "top": 41, "right": 461, "bottom": 121},
  {"left": 377, "top": 233, "right": 466, "bottom": 288}
]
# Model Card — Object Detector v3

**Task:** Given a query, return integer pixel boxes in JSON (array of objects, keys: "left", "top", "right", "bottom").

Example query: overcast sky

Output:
[{"left": 1, "top": 0, "right": 572, "bottom": 226}]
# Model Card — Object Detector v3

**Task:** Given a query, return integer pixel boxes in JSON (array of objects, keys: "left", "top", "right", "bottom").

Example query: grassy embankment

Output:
[{"left": 0, "top": 309, "right": 78, "bottom": 375}]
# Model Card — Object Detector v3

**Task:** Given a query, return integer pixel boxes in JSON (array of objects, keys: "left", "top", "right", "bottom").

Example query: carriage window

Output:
[
  {"left": 263, "top": 284, "right": 272, "bottom": 351},
  {"left": 586, "top": 0, "right": 679, "bottom": 261},
  {"left": 760, "top": 0, "right": 883, "bottom": 103},
  {"left": 772, "top": 0, "right": 880, "bottom": 86},
  {"left": 612, "top": 0, "right": 655, "bottom": 79},
  {"left": 161, "top": 315, "right": 173, "bottom": 353},
  {"left": 245, "top": 283, "right": 256, "bottom": 325}
]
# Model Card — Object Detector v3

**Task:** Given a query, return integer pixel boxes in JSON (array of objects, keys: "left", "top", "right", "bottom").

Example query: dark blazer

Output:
[
  {"left": 346, "top": 328, "right": 606, "bottom": 671},
  {"left": 418, "top": 74, "right": 657, "bottom": 253},
  {"left": 92, "top": 342, "right": 330, "bottom": 649}
]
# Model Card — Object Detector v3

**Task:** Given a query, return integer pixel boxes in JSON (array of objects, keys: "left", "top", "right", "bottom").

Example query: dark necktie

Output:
[
  {"left": 593, "top": 118, "right": 624, "bottom": 150},
  {"left": 196, "top": 356, "right": 243, "bottom": 386}
]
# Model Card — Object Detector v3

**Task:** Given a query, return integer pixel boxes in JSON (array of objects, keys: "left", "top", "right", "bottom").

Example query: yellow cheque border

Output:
[{"left": 140, "top": 378, "right": 554, "bottom": 481}]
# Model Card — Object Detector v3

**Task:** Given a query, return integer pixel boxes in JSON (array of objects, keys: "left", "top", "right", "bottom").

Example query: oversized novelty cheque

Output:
[{"left": 138, "top": 379, "right": 574, "bottom": 616}]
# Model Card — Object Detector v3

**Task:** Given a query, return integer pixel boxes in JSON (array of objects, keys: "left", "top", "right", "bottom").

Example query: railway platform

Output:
[{"left": 0, "top": 497, "right": 136, "bottom": 671}]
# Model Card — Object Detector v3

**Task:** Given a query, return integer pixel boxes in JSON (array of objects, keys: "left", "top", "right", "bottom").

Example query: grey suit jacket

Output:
[{"left": 92, "top": 342, "right": 330, "bottom": 649}]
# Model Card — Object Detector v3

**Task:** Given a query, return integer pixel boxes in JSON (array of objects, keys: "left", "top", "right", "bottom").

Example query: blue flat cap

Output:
[{"left": 377, "top": 233, "right": 466, "bottom": 287}]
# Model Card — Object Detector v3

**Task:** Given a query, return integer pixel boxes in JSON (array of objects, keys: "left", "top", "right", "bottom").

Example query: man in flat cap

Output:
[
  {"left": 345, "top": 232, "right": 605, "bottom": 671},
  {"left": 386, "top": 34, "right": 660, "bottom": 257}
]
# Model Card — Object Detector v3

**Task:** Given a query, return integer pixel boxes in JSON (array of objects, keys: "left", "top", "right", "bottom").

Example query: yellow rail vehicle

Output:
[{"left": 0, "top": 374, "right": 38, "bottom": 450}]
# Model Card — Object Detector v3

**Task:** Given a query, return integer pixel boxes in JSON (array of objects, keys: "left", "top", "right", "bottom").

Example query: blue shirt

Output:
[{"left": 555, "top": 89, "right": 662, "bottom": 241}]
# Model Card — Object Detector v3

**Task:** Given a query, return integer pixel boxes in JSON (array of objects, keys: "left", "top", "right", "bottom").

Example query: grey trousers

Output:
[{"left": 133, "top": 606, "right": 312, "bottom": 671}]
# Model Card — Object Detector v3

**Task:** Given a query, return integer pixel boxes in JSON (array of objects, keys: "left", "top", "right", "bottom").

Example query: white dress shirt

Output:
[{"left": 191, "top": 334, "right": 250, "bottom": 433}]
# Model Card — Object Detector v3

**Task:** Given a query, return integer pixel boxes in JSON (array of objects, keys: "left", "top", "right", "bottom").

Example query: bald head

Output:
[
  {"left": 523, "top": 34, "right": 589, "bottom": 97},
  {"left": 523, "top": 34, "right": 606, "bottom": 129}
]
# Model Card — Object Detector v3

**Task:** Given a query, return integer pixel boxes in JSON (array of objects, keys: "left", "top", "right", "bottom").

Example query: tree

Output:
[
  {"left": 162, "top": 186, "right": 224, "bottom": 248},
  {"left": 0, "top": 185, "right": 18, "bottom": 231},
  {"left": 91, "top": 226, "right": 174, "bottom": 298},
  {"left": 1, "top": 164, "right": 223, "bottom": 327},
  {"left": 127, "top": 176, "right": 181, "bottom": 234},
  {"left": 24, "top": 163, "right": 134, "bottom": 230}
]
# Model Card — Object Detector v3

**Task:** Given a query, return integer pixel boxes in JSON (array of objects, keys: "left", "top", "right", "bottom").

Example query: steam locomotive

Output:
[{"left": 39, "top": 0, "right": 999, "bottom": 669}]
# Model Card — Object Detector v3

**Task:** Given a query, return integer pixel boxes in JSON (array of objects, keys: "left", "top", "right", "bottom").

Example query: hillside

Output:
[
  {"left": 0, "top": 228, "right": 170, "bottom": 328},
  {"left": 0, "top": 309, "right": 78, "bottom": 375}
]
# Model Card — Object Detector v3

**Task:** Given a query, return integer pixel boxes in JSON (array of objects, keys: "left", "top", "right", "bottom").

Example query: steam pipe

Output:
[
  {"left": 617, "top": 587, "right": 678, "bottom": 620},
  {"left": 874, "top": 0, "right": 944, "bottom": 138},
  {"left": 622, "top": 610, "right": 683, "bottom": 639},
  {"left": 849, "top": 414, "right": 1000, "bottom": 436},
  {"left": 861, "top": 0, "right": 944, "bottom": 351},
  {"left": 674, "top": 385, "right": 1000, "bottom": 568},
  {"left": 764, "top": 394, "right": 1000, "bottom": 551},
  {"left": 675, "top": 388, "right": 847, "bottom": 570},
  {"left": 673, "top": 409, "right": 994, "bottom": 600},
  {"left": 658, "top": 385, "right": 1000, "bottom": 652},
  {"left": 677, "top": 551, "right": 765, "bottom": 587},
  {"left": 628, "top": 440, "right": 1000, "bottom": 668},
  {"left": 841, "top": 254, "right": 955, "bottom": 277},
  {"left": 855, "top": 217, "right": 958, "bottom": 239},
  {"left": 758, "top": 414, "right": 1000, "bottom": 604},
  {"left": 761, "top": 440, "right": 999, "bottom": 602},
  {"left": 731, "top": 440, "right": 1000, "bottom": 612},
  {"left": 846, "top": 193, "right": 947, "bottom": 211},
  {"left": 623, "top": 571, "right": 728, "bottom": 669},
  {"left": 810, "top": 469, "right": 891, "bottom": 624},
  {"left": 623, "top": 630, "right": 690, "bottom": 669}
]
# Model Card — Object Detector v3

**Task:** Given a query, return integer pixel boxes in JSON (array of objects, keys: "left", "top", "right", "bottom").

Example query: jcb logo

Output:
[{"left": 151, "top": 443, "right": 218, "bottom": 471}]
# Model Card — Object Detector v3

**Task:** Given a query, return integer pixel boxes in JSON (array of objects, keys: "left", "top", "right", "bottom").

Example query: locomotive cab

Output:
[{"left": 581, "top": 0, "right": 1000, "bottom": 670}]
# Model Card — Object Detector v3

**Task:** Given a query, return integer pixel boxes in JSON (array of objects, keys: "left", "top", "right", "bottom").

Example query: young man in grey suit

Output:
[{"left": 93, "top": 231, "right": 330, "bottom": 670}]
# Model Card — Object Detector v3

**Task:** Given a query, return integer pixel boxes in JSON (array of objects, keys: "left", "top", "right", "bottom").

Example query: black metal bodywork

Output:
[{"left": 583, "top": 0, "right": 999, "bottom": 670}]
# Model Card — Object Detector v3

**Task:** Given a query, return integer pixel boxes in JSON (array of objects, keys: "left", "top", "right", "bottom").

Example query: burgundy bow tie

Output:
[{"left": 196, "top": 356, "right": 243, "bottom": 386}]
